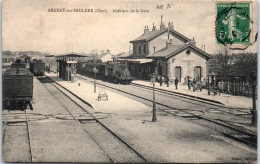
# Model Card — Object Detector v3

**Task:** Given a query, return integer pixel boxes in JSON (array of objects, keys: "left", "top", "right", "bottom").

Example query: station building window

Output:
[
  {"left": 133, "top": 45, "right": 136, "bottom": 54},
  {"left": 143, "top": 45, "right": 146, "bottom": 55}
]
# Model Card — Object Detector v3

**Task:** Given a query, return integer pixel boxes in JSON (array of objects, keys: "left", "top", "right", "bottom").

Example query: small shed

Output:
[{"left": 56, "top": 54, "right": 84, "bottom": 81}]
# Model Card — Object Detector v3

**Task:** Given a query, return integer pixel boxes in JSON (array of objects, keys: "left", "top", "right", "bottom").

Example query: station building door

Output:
[
  {"left": 194, "top": 66, "right": 202, "bottom": 81},
  {"left": 174, "top": 66, "right": 181, "bottom": 82}
]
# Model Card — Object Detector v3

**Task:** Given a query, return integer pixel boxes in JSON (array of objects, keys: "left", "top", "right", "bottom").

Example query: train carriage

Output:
[
  {"left": 97, "top": 63, "right": 107, "bottom": 77},
  {"left": 3, "top": 62, "right": 33, "bottom": 110},
  {"left": 30, "top": 59, "right": 45, "bottom": 76},
  {"left": 11, "top": 63, "right": 26, "bottom": 69},
  {"left": 76, "top": 61, "right": 133, "bottom": 84}
]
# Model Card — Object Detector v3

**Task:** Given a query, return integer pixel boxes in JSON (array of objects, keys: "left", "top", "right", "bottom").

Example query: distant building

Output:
[
  {"left": 19, "top": 54, "right": 31, "bottom": 63},
  {"left": 89, "top": 49, "right": 113, "bottom": 63},
  {"left": 2, "top": 55, "right": 16, "bottom": 68},
  {"left": 114, "top": 50, "right": 132, "bottom": 61},
  {"left": 122, "top": 15, "right": 212, "bottom": 82}
]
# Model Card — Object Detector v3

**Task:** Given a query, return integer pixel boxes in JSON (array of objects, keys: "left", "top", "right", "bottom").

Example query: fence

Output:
[{"left": 217, "top": 81, "right": 257, "bottom": 97}]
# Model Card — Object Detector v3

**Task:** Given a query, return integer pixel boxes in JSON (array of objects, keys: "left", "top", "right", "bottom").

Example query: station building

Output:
[
  {"left": 88, "top": 50, "right": 114, "bottom": 63},
  {"left": 2, "top": 55, "right": 16, "bottom": 68},
  {"left": 122, "top": 16, "right": 212, "bottom": 83}
]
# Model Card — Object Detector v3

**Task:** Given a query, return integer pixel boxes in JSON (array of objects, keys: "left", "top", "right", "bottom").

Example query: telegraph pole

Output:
[
  {"left": 250, "top": 71, "right": 257, "bottom": 126},
  {"left": 93, "top": 53, "right": 98, "bottom": 93},
  {"left": 94, "top": 68, "right": 97, "bottom": 93},
  {"left": 208, "top": 75, "right": 210, "bottom": 95},
  {"left": 152, "top": 73, "right": 157, "bottom": 122}
]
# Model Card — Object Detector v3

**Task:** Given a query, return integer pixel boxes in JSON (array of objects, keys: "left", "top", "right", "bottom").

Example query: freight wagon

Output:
[
  {"left": 30, "top": 59, "right": 45, "bottom": 76},
  {"left": 3, "top": 60, "right": 33, "bottom": 110}
]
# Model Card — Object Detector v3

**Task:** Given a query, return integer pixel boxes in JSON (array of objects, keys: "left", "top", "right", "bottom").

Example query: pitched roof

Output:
[
  {"left": 146, "top": 44, "right": 212, "bottom": 59},
  {"left": 117, "top": 53, "right": 133, "bottom": 59},
  {"left": 130, "top": 28, "right": 192, "bottom": 43},
  {"left": 131, "top": 30, "right": 161, "bottom": 42},
  {"left": 56, "top": 54, "right": 85, "bottom": 57},
  {"left": 19, "top": 54, "right": 30, "bottom": 58},
  {"left": 95, "top": 53, "right": 110, "bottom": 60}
]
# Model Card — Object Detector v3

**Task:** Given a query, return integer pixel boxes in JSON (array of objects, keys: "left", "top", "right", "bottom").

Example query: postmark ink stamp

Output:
[{"left": 216, "top": 2, "right": 252, "bottom": 47}]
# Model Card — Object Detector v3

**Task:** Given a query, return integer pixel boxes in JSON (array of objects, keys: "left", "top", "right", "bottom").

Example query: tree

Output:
[
  {"left": 212, "top": 46, "right": 257, "bottom": 81},
  {"left": 232, "top": 53, "right": 257, "bottom": 78},
  {"left": 214, "top": 46, "right": 233, "bottom": 78}
]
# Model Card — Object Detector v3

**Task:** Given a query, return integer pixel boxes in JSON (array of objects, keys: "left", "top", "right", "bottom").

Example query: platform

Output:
[
  {"left": 2, "top": 76, "right": 111, "bottom": 163},
  {"left": 44, "top": 73, "right": 257, "bottom": 163},
  {"left": 132, "top": 80, "right": 256, "bottom": 109}
]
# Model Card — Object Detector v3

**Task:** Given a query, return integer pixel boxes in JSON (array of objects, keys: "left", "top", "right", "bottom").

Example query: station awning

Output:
[
  {"left": 56, "top": 54, "right": 86, "bottom": 61},
  {"left": 118, "top": 58, "right": 153, "bottom": 64}
]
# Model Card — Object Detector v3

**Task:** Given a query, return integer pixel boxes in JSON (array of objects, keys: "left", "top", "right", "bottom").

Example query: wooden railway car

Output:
[
  {"left": 30, "top": 59, "right": 45, "bottom": 76},
  {"left": 3, "top": 66, "right": 33, "bottom": 110}
]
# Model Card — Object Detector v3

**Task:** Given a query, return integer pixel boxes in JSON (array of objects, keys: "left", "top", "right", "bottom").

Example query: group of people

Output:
[
  {"left": 187, "top": 78, "right": 198, "bottom": 90},
  {"left": 157, "top": 76, "right": 179, "bottom": 89},
  {"left": 156, "top": 75, "right": 203, "bottom": 91}
]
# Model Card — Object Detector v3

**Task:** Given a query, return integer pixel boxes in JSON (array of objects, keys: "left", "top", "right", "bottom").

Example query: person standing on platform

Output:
[
  {"left": 166, "top": 76, "right": 169, "bottom": 87},
  {"left": 159, "top": 76, "right": 162, "bottom": 86},
  {"left": 193, "top": 78, "right": 197, "bottom": 86},
  {"left": 175, "top": 77, "right": 179, "bottom": 89},
  {"left": 188, "top": 77, "right": 191, "bottom": 90}
]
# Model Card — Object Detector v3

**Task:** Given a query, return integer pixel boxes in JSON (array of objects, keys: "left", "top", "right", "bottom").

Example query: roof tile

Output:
[{"left": 146, "top": 44, "right": 212, "bottom": 59}]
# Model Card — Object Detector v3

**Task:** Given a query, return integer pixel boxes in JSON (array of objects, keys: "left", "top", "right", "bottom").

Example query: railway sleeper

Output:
[{"left": 78, "top": 118, "right": 97, "bottom": 124}]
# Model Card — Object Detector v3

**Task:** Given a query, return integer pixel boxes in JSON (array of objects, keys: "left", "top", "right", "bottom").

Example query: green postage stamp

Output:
[{"left": 216, "top": 2, "right": 251, "bottom": 46}]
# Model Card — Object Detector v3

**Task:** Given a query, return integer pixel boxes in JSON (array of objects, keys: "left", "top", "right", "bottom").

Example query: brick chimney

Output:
[
  {"left": 168, "top": 22, "right": 174, "bottom": 30},
  {"left": 144, "top": 26, "right": 149, "bottom": 34},
  {"left": 106, "top": 49, "right": 110, "bottom": 54},
  {"left": 160, "top": 15, "right": 166, "bottom": 30},
  {"left": 189, "top": 37, "right": 196, "bottom": 46},
  {"left": 101, "top": 50, "right": 104, "bottom": 54},
  {"left": 152, "top": 22, "right": 156, "bottom": 31}
]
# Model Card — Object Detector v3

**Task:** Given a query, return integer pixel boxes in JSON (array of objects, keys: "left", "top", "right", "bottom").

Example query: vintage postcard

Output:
[{"left": 2, "top": 0, "right": 258, "bottom": 163}]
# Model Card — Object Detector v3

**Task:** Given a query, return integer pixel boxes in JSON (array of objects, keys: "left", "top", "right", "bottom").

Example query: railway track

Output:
[
  {"left": 2, "top": 108, "right": 33, "bottom": 162},
  {"left": 39, "top": 75, "right": 150, "bottom": 163},
  {"left": 77, "top": 74, "right": 251, "bottom": 118},
  {"left": 74, "top": 74, "right": 257, "bottom": 149},
  {"left": 76, "top": 74, "right": 251, "bottom": 117},
  {"left": 129, "top": 83, "right": 252, "bottom": 118},
  {"left": 131, "top": 83, "right": 224, "bottom": 106}
]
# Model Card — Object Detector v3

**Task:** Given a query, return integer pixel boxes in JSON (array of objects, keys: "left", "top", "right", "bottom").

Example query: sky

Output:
[{"left": 2, "top": 0, "right": 258, "bottom": 55}]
